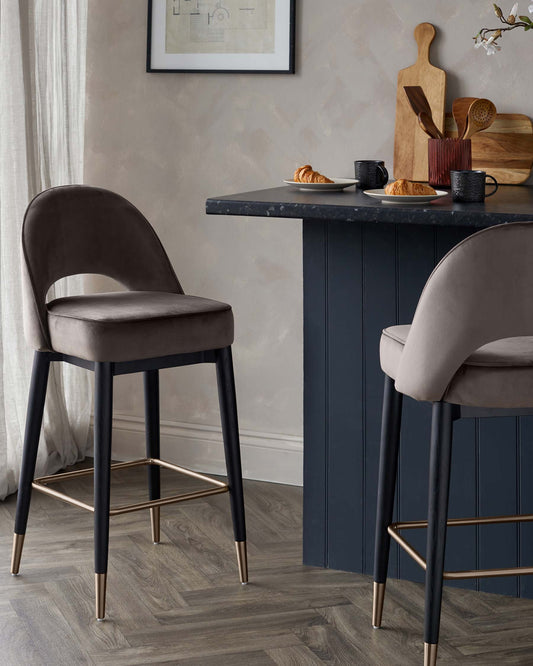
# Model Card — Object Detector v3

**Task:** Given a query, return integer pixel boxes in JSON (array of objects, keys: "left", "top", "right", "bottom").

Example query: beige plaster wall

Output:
[{"left": 84, "top": 0, "right": 533, "bottom": 482}]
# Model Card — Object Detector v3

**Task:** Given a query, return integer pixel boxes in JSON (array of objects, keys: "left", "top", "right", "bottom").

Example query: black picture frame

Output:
[{"left": 147, "top": 0, "right": 295, "bottom": 74}]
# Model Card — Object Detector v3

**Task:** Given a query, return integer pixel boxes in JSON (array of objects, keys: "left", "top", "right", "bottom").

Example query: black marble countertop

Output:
[{"left": 206, "top": 184, "right": 533, "bottom": 227}]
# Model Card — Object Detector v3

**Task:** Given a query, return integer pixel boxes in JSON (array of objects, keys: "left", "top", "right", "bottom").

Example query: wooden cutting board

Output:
[
  {"left": 445, "top": 113, "right": 533, "bottom": 184},
  {"left": 393, "top": 23, "right": 446, "bottom": 181}
]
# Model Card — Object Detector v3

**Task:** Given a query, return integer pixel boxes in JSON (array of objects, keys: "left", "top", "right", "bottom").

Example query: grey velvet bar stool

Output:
[
  {"left": 372, "top": 221, "right": 533, "bottom": 665},
  {"left": 12, "top": 184, "right": 247, "bottom": 620}
]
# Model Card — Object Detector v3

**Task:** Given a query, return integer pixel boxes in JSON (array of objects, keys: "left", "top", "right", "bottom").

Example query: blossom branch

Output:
[{"left": 474, "top": 2, "right": 533, "bottom": 53}]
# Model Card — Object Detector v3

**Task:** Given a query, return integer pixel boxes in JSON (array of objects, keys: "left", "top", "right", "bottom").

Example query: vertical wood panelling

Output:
[
  {"left": 478, "top": 417, "right": 519, "bottom": 596},
  {"left": 302, "top": 220, "right": 328, "bottom": 567},
  {"left": 302, "top": 218, "right": 531, "bottom": 599},
  {"left": 397, "top": 225, "right": 436, "bottom": 583},
  {"left": 326, "top": 221, "right": 364, "bottom": 572},
  {"left": 362, "top": 223, "right": 399, "bottom": 578},
  {"left": 519, "top": 416, "right": 533, "bottom": 598}
]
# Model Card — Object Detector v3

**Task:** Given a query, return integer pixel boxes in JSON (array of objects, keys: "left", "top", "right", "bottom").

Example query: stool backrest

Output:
[
  {"left": 22, "top": 185, "right": 182, "bottom": 351},
  {"left": 395, "top": 220, "right": 533, "bottom": 402}
]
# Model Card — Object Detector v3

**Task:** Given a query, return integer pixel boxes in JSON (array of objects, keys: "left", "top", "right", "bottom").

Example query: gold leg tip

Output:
[
  {"left": 150, "top": 507, "right": 160, "bottom": 545},
  {"left": 10, "top": 534, "right": 25, "bottom": 575},
  {"left": 95, "top": 573, "right": 107, "bottom": 621},
  {"left": 235, "top": 541, "right": 248, "bottom": 584},
  {"left": 372, "top": 582, "right": 386, "bottom": 628},
  {"left": 424, "top": 643, "right": 438, "bottom": 666}
]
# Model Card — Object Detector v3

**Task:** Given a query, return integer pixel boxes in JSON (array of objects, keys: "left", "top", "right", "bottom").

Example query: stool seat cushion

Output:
[
  {"left": 47, "top": 291, "right": 234, "bottom": 362},
  {"left": 381, "top": 325, "right": 533, "bottom": 407}
]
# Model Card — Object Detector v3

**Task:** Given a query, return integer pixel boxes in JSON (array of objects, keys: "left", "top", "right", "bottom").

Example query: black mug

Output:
[
  {"left": 354, "top": 160, "right": 388, "bottom": 190},
  {"left": 450, "top": 170, "right": 498, "bottom": 203}
]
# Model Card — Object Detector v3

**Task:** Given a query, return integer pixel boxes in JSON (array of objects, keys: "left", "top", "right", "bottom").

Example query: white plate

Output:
[
  {"left": 283, "top": 178, "right": 358, "bottom": 191},
  {"left": 363, "top": 188, "right": 449, "bottom": 204}
]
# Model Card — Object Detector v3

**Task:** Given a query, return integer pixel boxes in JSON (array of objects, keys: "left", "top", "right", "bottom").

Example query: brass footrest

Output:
[
  {"left": 32, "top": 458, "right": 229, "bottom": 516},
  {"left": 389, "top": 513, "right": 533, "bottom": 580}
]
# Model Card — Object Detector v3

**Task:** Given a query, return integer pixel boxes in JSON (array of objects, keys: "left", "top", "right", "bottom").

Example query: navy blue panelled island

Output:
[{"left": 206, "top": 185, "right": 533, "bottom": 598}]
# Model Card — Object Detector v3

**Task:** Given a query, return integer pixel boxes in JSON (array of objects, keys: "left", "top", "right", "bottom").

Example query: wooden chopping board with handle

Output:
[
  {"left": 445, "top": 113, "right": 533, "bottom": 184},
  {"left": 394, "top": 23, "right": 446, "bottom": 181}
]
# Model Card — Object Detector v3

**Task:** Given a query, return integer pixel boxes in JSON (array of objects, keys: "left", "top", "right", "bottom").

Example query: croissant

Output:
[
  {"left": 384, "top": 179, "right": 436, "bottom": 195},
  {"left": 294, "top": 165, "right": 334, "bottom": 184}
]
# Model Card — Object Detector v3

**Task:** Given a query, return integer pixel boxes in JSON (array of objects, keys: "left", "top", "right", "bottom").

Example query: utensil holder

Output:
[{"left": 428, "top": 139, "right": 471, "bottom": 188}]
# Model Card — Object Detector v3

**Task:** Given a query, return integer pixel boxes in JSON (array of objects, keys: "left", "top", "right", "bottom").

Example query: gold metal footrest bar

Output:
[
  {"left": 389, "top": 513, "right": 533, "bottom": 580},
  {"left": 32, "top": 458, "right": 229, "bottom": 516}
]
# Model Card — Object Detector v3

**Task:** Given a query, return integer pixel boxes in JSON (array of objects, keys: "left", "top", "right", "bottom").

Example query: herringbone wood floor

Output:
[{"left": 0, "top": 463, "right": 533, "bottom": 665}]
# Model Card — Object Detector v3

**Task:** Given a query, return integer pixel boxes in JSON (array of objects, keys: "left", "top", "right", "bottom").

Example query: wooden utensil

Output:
[
  {"left": 417, "top": 113, "right": 435, "bottom": 138},
  {"left": 445, "top": 113, "right": 533, "bottom": 184},
  {"left": 405, "top": 87, "right": 444, "bottom": 139},
  {"left": 452, "top": 97, "right": 477, "bottom": 139},
  {"left": 418, "top": 111, "right": 444, "bottom": 140},
  {"left": 463, "top": 99, "right": 497, "bottom": 139},
  {"left": 394, "top": 22, "right": 446, "bottom": 181},
  {"left": 404, "top": 85, "right": 432, "bottom": 118}
]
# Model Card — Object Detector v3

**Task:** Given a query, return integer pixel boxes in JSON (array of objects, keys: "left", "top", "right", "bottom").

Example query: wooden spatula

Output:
[{"left": 404, "top": 87, "right": 444, "bottom": 139}]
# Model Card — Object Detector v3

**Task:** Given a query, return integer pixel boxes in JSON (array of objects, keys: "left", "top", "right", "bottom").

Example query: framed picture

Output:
[{"left": 147, "top": 0, "right": 295, "bottom": 73}]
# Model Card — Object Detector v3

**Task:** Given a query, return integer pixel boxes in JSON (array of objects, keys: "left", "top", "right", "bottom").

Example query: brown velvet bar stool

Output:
[
  {"left": 372, "top": 221, "right": 533, "bottom": 665},
  {"left": 12, "top": 184, "right": 247, "bottom": 620}
]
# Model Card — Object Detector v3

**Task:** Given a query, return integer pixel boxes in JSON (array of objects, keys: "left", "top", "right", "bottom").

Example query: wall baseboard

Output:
[{"left": 90, "top": 414, "right": 303, "bottom": 486}]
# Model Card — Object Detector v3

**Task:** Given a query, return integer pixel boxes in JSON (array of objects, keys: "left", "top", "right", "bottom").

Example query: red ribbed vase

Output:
[{"left": 428, "top": 139, "right": 472, "bottom": 188}]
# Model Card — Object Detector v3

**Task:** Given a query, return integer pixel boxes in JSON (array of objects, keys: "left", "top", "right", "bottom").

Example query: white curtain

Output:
[{"left": 0, "top": 0, "right": 91, "bottom": 499}]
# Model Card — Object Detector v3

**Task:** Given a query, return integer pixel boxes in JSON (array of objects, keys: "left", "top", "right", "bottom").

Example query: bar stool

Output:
[
  {"left": 12, "top": 185, "right": 247, "bottom": 620},
  {"left": 372, "top": 221, "right": 533, "bottom": 665}
]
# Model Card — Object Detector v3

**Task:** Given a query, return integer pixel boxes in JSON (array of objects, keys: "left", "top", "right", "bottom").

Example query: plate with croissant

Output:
[
  {"left": 364, "top": 179, "right": 448, "bottom": 204},
  {"left": 285, "top": 165, "right": 357, "bottom": 191}
]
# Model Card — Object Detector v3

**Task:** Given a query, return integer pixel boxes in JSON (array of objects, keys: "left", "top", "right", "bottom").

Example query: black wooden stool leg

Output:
[
  {"left": 11, "top": 351, "right": 51, "bottom": 575},
  {"left": 372, "top": 374, "right": 403, "bottom": 628},
  {"left": 144, "top": 369, "right": 161, "bottom": 544},
  {"left": 424, "top": 401, "right": 454, "bottom": 666},
  {"left": 216, "top": 346, "right": 247, "bottom": 584},
  {"left": 94, "top": 362, "right": 113, "bottom": 620}
]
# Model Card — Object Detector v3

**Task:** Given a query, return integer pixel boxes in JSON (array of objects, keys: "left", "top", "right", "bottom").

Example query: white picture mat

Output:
[{"left": 149, "top": 0, "right": 292, "bottom": 71}]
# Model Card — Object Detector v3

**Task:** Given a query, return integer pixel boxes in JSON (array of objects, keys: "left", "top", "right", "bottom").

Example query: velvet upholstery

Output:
[
  {"left": 379, "top": 220, "right": 533, "bottom": 406},
  {"left": 22, "top": 185, "right": 234, "bottom": 361},
  {"left": 47, "top": 292, "right": 234, "bottom": 362},
  {"left": 381, "top": 325, "right": 533, "bottom": 407}
]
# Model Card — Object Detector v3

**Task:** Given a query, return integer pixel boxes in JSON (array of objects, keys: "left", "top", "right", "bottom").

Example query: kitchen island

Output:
[{"left": 206, "top": 184, "right": 533, "bottom": 598}]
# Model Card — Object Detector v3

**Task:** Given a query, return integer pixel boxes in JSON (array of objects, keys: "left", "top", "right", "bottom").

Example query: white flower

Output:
[
  {"left": 529, "top": 2, "right": 533, "bottom": 12},
  {"left": 474, "top": 35, "right": 501, "bottom": 54},
  {"left": 510, "top": 2, "right": 519, "bottom": 17}
]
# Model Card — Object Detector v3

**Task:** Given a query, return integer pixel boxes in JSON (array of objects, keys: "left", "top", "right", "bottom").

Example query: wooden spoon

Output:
[
  {"left": 452, "top": 97, "right": 477, "bottom": 139},
  {"left": 463, "top": 98, "right": 497, "bottom": 139},
  {"left": 418, "top": 111, "right": 444, "bottom": 139}
]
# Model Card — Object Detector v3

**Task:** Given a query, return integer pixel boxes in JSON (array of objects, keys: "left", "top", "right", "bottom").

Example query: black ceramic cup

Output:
[
  {"left": 450, "top": 170, "right": 498, "bottom": 203},
  {"left": 354, "top": 160, "right": 388, "bottom": 190}
]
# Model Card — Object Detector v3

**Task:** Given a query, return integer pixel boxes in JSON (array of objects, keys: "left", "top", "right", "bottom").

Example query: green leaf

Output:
[
  {"left": 519, "top": 15, "right": 533, "bottom": 23},
  {"left": 525, "top": 24, "right": 531, "bottom": 30}
]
